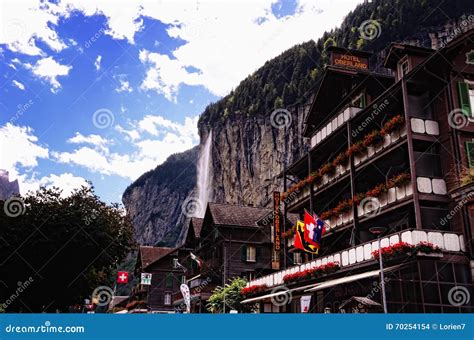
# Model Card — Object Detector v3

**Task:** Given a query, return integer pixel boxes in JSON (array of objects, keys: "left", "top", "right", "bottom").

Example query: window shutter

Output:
[
  {"left": 466, "top": 142, "right": 474, "bottom": 168},
  {"left": 457, "top": 82, "right": 472, "bottom": 117},
  {"left": 360, "top": 93, "right": 366, "bottom": 108},
  {"left": 241, "top": 245, "right": 247, "bottom": 262}
]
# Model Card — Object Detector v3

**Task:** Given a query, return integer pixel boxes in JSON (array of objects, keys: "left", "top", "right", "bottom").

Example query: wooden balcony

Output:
[{"left": 249, "top": 229, "right": 466, "bottom": 288}]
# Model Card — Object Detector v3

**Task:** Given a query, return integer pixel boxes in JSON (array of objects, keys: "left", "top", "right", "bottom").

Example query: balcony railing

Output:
[
  {"left": 288, "top": 127, "right": 407, "bottom": 210},
  {"left": 249, "top": 229, "right": 465, "bottom": 288},
  {"left": 310, "top": 106, "right": 362, "bottom": 148},
  {"left": 410, "top": 118, "right": 440, "bottom": 136}
]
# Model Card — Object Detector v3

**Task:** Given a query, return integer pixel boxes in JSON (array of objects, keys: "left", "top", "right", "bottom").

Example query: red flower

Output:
[{"left": 241, "top": 284, "right": 268, "bottom": 296}]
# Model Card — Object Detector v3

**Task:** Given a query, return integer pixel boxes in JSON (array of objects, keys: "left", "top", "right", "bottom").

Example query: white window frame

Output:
[
  {"left": 398, "top": 56, "right": 410, "bottom": 79},
  {"left": 467, "top": 80, "right": 474, "bottom": 114},
  {"left": 246, "top": 245, "right": 256, "bottom": 262},
  {"left": 164, "top": 292, "right": 172, "bottom": 306},
  {"left": 293, "top": 252, "right": 302, "bottom": 265}
]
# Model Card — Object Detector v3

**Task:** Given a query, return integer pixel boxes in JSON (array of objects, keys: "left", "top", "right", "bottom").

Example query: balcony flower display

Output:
[
  {"left": 371, "top": 241, "right": 442, "bottom": 261},
  {"left": 283, "top": 115, "right": 406, "bottom": 197},
  {"left": 317, "top": 172, "right": 411, "bottom": 224},
  {"left": 333, "top": 152, "right": 349, "bottom": 166},
  {"left": 381, "top": 115, "right": 405, "bottom": 135},
  {"left": 415, "top": 241, "right": 442, "bottom": 255},
  {"left": 283, "top": 262, "right": 340, "bottom": 284},
  {"left": 363, "top": 130, "right": 384, "bottom": 148},
  {"left": 241, "top": 284, "right": 268, "bottom": 296},
  {"left": 320, "top": 162, "right": 336, "bottom": 176},
  {"left": 371, "top": 242, "right": 414, "bottom": 260}
]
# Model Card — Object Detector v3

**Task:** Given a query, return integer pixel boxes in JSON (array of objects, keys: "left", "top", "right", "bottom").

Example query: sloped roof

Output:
[
  {"left": 138, "top": 246, "right": 176, "bottom": 270},
  {"left": 208, "top": 202, "right": 271, "bottom": 227},
  {"left": 190, "top": 217, "right": 203, "bottom": 238}
]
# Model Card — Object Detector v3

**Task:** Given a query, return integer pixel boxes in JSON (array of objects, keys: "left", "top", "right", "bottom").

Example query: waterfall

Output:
[{"left": 196, "top": 130, "right": 213, "bottom": 217}]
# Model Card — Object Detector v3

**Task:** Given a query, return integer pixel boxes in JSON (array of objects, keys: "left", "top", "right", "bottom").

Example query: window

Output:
[
  {"left": 457, "top": 81, "right": 473, "bottom": 117},
  {"left": 398, "top": 58, "right": 409, "bottom": 79},
  {"left": 352, "top": 92, "right": 366, "bottom": 108},
  {"left": 164, "top": 293, "right": 172, "bottom": 305},
  {"left": 165, "top": 274, "right": 173, "bottom": 288},
  {"left": 293, "top": 252, "right": 302, "bottom": 264},
  {"left": 466, "top": 141, "right": 474, "bottom": 168},
  {"left": 246, "top": 246, "right": 256, "bottom": 262}
]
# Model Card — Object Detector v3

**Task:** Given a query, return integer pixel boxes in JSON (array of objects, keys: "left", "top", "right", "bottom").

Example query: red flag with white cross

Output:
[{"left": 117, "top": 271, "right": 129, "bottom": 284}]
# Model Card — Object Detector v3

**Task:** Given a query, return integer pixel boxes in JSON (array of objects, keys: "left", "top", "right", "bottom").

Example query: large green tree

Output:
[{"left": 0, "top": 185, "right": 135, "bottom": 312}]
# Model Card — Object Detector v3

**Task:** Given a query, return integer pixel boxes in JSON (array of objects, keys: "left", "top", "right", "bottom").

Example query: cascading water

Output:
[{"left": 196, "top": 130, "right": 213, "bottom": 217}]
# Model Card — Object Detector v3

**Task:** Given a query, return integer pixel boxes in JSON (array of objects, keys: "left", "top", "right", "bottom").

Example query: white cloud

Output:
[
  {"left": 54, "top": 115, "right": 199, "bottom": 179},
  {"left": 1, "top": 0, "right": 362, "bottom": 98},
  {"left": 135, "top": 0, "right": 363, "bottom": 98},
  {"left": 0, "top": 123, "right": 49, "bottom": 170},
  {"left": 116, "top": 79, "right": 132, "bottom": 93},
  {"left": 26, "top": 56, "right": 71, "bottom": 93},
  {"left": 12, "top": 80, "right": 25, "bottom": 90},
  {"left": 139, "top": 50, "right": 200, "bottom": 102},
  {"left": 0, "top": 0, "right": 67, "bottom": 55},
  {"left": 94, "top": 55, "right": 102, "bottom": 71},
  {"left": 67, "top": 132, "right": 111, "bottom": 151},
  {"left": 20, "top": 172, "right": 89, "bottom": 197},
  {"left": 115, "top": 125, "right": 140, "bottom": 141}
]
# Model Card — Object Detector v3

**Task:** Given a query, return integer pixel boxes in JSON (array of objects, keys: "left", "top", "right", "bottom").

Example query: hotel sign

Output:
[
  {"left": 331, "top": 52, "right": 369, "bottom": 70},
  {"left": 273, "top": 191, "right": 281, "bottom": 252}
]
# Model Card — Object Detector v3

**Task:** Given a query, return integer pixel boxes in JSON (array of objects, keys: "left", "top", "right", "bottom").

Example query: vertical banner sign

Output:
[
  {"left": 300, "top": 295, "right": 312, "bottom": 313},
  {"left": 180, "top": 284, "right": 191, "bottom": 313},
  {"left": 273, "top": 191, "right": 281, "bottom": 252},
  {"left": 141, "top": 273, "right": 152, "bottom": 285}
]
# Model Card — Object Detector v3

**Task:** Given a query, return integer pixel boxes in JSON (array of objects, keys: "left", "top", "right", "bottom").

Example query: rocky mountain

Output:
[
  {"left": 0, "top": 170, "right": 20, "bottom": 200},
  {"left": 123, "top": 0, "right": 474, "bottom": 246},
  {"left": 122, "top": 147, "right": 199, "bottom": 246}
]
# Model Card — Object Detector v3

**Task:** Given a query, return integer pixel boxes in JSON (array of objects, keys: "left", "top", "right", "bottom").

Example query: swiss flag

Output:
[{"left": 117, "top": 271, "right": 129, "bottom": 284}]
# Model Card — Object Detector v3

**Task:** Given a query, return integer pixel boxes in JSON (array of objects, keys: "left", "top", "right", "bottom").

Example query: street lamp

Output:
[{"left": 369, "top": 226, "right": 388, "bottom": 314}]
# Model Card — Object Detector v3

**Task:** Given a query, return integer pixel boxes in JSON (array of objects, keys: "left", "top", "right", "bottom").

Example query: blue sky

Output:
[{"left": 0, "top": 0, "right": 361, "bottom": 203}]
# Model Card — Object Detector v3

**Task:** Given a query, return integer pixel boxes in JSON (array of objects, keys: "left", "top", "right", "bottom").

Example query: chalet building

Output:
[
  {"left": 243, "top": 29, "right": 474, "bottom": 313},
  {"left": 133, "top": 246, "right": 189, "bottom": 313},
  {"left": 178, "top": 203, "right": 298, "bottom": 313}
]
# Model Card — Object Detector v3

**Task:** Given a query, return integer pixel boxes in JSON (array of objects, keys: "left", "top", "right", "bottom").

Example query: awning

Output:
[
  {"left": 304, "top": 265, "right": 401, "bottom": 293},
  {"left": 241, "top": 283, "right": 316, "bottom": 304}
]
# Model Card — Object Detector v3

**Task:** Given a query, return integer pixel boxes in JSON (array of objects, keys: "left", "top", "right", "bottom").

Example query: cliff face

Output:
[
  {"left": 122, "top": 147, "right": 199, "bottom": 246},
  {"left": 206, "top": 106, "right": 307, "bottom": 208}
]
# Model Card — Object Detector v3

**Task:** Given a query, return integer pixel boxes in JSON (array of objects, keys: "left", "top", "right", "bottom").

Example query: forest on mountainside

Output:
[{"left": 198, "top": 0, "right": 474, "bottom": 128}]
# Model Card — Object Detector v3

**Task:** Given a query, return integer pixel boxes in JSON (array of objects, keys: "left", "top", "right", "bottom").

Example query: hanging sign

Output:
[
  {"left": 273, "top": 191, "right": 281, "bottom": 252},
  {"left": 141, "top": 273, "right": 152, "bottom": 285},
  {"left": 300, "top": 295, "right": 312, "bottom": 313},
  {"left": 180, "top": 283, "right": 191, "bottom": 313},
  {"left": 331, "top": 52, "right": 369, "bottom": 70}
]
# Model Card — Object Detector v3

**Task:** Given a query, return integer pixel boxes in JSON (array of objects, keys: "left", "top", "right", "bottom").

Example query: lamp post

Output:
[{"left": 369, "top": 226, "right": 388, "bottom": 314}]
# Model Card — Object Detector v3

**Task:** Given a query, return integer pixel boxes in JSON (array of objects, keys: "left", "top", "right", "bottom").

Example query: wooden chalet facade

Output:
[
  {"left": 243, "top": 29, "right": 474, "bottom": 313},
  {"left": 177, "top": 203, "right": 298, "bottom": 313},
  {"left": 133, "top": 246, "right": 188, "bottom": 313}
]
